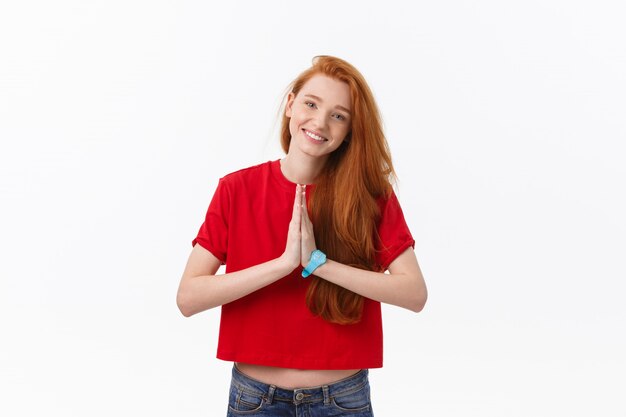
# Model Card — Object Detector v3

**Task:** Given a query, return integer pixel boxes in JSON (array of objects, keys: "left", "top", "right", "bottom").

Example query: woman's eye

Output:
[
  {"left": 333, "top": 114, "right": 346, "bottom": 121},
  {"left": 305, "top": 101, "right": 316, "bottom": 108}
]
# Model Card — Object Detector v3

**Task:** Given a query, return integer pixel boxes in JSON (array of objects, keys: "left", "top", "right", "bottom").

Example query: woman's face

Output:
[{"left": 285, "top": 74, "right": 352, "bottom": 160}]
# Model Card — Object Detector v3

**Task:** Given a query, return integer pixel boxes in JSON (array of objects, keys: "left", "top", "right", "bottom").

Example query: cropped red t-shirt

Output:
[{"left": 191, "top": 160, "right": 415, "bottom": 369}]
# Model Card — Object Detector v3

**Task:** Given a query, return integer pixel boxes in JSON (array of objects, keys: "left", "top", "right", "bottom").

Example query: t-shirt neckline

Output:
[{"left": 270, "top": 159, "right": 317, "bottom": 192}]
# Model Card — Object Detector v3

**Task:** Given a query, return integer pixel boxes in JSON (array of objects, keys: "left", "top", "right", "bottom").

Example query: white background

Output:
[{"left": 1, "top": 1, "right": 625, "bottom": 416}]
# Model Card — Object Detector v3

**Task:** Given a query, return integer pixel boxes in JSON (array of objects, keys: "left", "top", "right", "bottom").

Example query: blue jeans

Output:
[{"left": 226, "top": 364, "right": 375, "bottom": 416}]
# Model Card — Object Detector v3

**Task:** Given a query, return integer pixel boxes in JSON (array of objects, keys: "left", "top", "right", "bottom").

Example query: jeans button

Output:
[{"left": 295, "top": 392, "right": 304, "bottom": 401}]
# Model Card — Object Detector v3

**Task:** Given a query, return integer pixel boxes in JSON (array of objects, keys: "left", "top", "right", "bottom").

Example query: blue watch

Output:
[{"left": 302, "top": 249, "right": 327, "bottom": 278}]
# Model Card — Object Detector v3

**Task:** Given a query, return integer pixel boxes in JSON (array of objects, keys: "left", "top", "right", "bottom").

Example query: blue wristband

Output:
[{"left": 302, "top": 249, "right": 327, "bottom": 278}]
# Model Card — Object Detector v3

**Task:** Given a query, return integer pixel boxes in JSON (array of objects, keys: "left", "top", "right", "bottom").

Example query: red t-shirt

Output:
[{"left": 192, "top": 159, "right": 415, "bottom": 369}]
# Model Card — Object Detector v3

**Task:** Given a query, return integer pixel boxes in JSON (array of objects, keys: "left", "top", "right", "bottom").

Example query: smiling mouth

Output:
[{"left": 303, "top": 129, "right": 328, "bottom": 142}]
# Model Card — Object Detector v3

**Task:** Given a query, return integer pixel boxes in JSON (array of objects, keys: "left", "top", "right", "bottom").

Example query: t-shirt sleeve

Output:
[
  {"left": 191, "top": 178, "right": 230, "bottom": 264},
  {"left": 375, "top": 190, "right": 415, "bottom": 271}
]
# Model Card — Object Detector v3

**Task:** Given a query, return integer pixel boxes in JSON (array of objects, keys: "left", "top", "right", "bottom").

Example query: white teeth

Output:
[{"left": 305, "top": 130, "right": 326, "bottom": 141}]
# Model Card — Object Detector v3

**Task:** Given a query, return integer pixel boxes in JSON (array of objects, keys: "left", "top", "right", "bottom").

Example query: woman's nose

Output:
[{"left": 312, "top": 112, "right": 329, "bottom": 129}]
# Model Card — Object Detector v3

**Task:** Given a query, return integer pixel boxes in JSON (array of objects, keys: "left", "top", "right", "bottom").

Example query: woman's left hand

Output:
[{"left": 300, "top": 185, "right": 317, "bottom": 267}]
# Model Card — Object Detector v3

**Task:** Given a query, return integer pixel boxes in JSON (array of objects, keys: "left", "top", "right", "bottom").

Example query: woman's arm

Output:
[
  {"left": 299, "top": 187, "right": 427, "bottom": 313},
  {"left": 176, "top": 185, "right": 304, "bottom": 317},
  {"left": 308, "top": 248, "right": 427, "bottom": 313}
]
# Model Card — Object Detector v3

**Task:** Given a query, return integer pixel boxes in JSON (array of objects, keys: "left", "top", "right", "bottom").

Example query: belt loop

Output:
[
  {"left": 322, "top": 385, "right": 330, "bottom": 405},
  {"left": 267, "top": 385, "right": 276, "bottom": 404}
]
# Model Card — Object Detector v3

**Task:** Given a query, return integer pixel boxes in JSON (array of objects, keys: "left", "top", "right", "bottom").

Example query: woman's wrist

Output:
[
  {"left": 301, "top": 249, "right": 327, "bottom": 277},
  {"left": 300, "top": 247, "right": 317, "bottom": 268},
  {"left": 277, "top": 253, "right": 300, "bottom": 275}
]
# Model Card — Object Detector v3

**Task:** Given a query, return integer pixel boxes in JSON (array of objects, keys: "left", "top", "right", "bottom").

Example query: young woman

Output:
[{"left": 177, "top": 55, "right": 427, "bottom": 416}]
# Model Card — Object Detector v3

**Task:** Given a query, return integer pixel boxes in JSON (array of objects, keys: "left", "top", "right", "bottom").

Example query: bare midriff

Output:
[{"left": 235, "top": 362, "right": 362, "bottom": 389}]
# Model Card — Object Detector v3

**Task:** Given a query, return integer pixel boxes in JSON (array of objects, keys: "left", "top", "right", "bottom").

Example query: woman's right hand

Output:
[{"left": 279, "top": 184, "right": 303, "bottom": 271}]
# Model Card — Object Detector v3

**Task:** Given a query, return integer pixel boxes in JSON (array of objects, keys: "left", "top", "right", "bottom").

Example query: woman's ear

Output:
[{"left": 285, "top": 92, "right": 295, "bottom": 118}]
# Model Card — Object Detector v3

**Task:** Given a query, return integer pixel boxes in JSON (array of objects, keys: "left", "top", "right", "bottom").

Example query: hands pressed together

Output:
[{"left": 281, "top": 184, "right": 318, "bottom": 271}]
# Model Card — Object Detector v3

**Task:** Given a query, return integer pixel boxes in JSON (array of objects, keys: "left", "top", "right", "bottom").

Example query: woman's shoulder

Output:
[
  {"left": 219, "top": 160, "right": 276, "bottom": 184},
  {"left": 374, "top": 187, "right": 411, "bottom": 221},
  {"left": 374, "top": 186, "right": 398, "bottom": 206}
]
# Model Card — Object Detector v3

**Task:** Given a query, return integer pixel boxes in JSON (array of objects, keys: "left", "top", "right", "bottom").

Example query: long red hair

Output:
[{"left": 281, "top": 56, "right": 396, "bottom": 325}]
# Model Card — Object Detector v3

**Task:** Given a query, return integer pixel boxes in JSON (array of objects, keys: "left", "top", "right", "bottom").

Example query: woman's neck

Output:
[{"left": 280, "top": 153, "right": 327, "bottom": 185}]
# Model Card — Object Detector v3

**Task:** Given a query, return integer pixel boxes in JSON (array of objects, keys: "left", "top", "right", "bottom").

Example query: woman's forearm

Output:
[
  {"left": 177, "top": 256, "right": 294, "bottom": 317},
  {"left": 311, "top": 253, "right": 427, "bottom": 313}
]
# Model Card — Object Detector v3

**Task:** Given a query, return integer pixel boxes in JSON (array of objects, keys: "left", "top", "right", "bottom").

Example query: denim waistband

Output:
[{"left": 231, "top": 364, "right": 369, "bottom": 405}]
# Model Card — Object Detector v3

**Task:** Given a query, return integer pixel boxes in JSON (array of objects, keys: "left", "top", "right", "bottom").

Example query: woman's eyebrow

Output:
[{"left": 304, "top": 94, "right": 351, "bottom": 114}]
